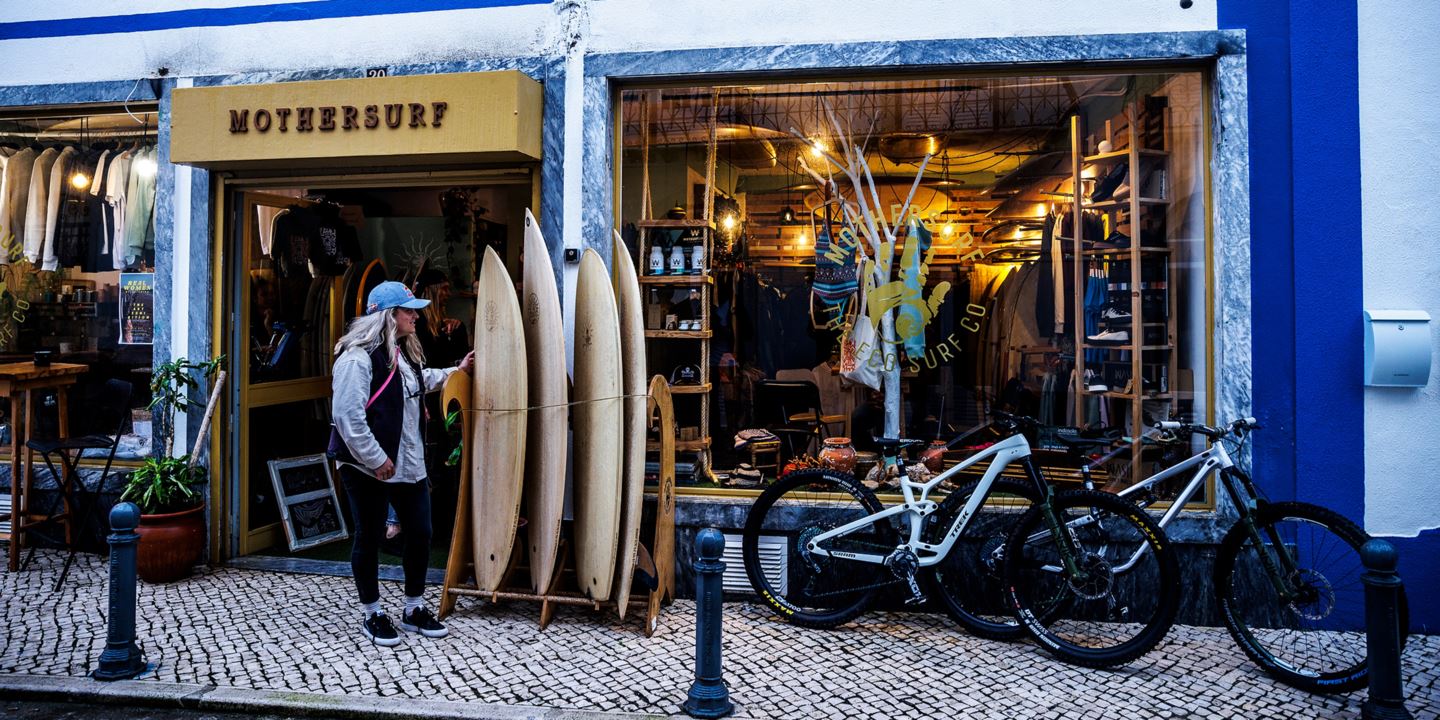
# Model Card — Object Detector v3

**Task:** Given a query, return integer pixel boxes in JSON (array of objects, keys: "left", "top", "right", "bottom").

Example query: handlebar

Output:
[
  {"left": 1154, "top": 417, "right": 1261, "bottom": 440},
  {"left": 991, "top": 409, "right": 1040, "bottom": 430}
]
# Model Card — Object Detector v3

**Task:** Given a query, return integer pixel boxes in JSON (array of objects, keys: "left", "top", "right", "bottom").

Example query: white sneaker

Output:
[
  {"left": 1087, "top": 329, "right": 1130, "bottom": 345},
  {"left": 1085, "top": 370, "right": 1109, "bottom": 393}
]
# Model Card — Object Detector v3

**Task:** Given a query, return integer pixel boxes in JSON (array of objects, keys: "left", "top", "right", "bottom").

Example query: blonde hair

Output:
[
  {"left": 419, "top": 282, "right": 446, "bottom": 333},
  {"left": 334, "top": 309, "right": 425, "bottom": 367}
]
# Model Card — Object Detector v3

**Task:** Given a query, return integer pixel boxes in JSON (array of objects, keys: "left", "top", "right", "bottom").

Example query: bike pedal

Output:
[{"left": 904, "top": 593, "right": 929, "bottom": 606}]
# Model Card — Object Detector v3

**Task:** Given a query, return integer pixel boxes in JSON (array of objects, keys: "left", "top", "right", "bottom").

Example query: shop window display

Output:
[
  {"left": 618, "top": 72, "right": 1210, "bottom": 500},
  {"left": 0, "top": 108, "right": 161, "bottom": 460}
]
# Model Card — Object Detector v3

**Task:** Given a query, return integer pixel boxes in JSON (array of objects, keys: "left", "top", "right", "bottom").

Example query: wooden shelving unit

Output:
[
  {"left": 1070, "top": 102, "right": 1181, "bottom": 475},
  {"left": 631, "top": 91, "right": 718, "bottom": 475}
]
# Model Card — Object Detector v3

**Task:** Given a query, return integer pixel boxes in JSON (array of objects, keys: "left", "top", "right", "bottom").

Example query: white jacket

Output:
[
  {"left": 0, "top": 147, "right": 34, "bottom": 256},
  {"left": 22, "top": 147, "right": 58, "bottom": 261}
]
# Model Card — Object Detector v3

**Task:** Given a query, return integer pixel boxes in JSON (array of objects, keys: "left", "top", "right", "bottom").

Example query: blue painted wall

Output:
[{"left": 1221, "top": 0, "right": 1436, "bottom": 631}]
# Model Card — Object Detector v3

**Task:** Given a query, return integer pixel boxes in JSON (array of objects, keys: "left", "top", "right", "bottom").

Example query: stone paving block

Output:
[{"left": 1, "top": 549, "right": 1436, "bottom": 719}]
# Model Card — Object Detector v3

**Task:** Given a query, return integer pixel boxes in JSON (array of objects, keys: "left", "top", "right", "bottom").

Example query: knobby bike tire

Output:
[
  {"left": 1214, "top": 501, "right": 1409, "bottom": 694},
  {"left": 742, "top": 468, "right": 892, "bottom": 629},
  {"left": 1004, "top": 489, "right": 1180, "bottom": 668},
  {"left": 923, "top": 477, "right": 1042, "bottom": 640}
]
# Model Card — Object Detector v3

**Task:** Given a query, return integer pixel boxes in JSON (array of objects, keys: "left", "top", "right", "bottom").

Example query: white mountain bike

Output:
[
  {"left": 1054, "top": 417, "right": 1410, "bottom": 693},
  {"left": 743, "top": 411, "right": 1179, "bottom": 668}
]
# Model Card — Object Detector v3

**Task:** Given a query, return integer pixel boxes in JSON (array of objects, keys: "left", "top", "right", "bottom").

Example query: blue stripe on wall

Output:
[
  {"left": 0, "top": 0, "right": 547, "bottom": 40},
  {"left": 1217, "top": 0, "right": 1298, "bottom": 503},
  {"left": 1288, "top": 0, "right": 1364, "bottom": 524}
]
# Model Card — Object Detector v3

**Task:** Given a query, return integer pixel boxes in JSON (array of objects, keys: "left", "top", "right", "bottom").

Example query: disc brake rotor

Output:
[
  {"left": 1067, "top": 551, "right": 1115, "bottom": 600},
  {"left": 1286, "top": 568, "right": 1336, "bottom": 621}
]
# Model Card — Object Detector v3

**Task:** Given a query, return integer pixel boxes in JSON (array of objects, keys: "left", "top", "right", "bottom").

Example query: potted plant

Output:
[{"left": 120, "top": 357, "right": 225, "bottom": 583}]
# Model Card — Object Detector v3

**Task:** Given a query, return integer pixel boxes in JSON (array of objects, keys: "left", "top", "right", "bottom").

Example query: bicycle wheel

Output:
[
  {"left": 1215, "top": 501, "right": 1407, "bottom": 694},
  {"left": 742, "top": 468, "right": 895, "bottom": 629},
  {"left": 1004, "top": 489, "right": 1179, "bottom": 668},
  {"left": 924, "top": 478, "right": 1041, "bottom": 640}
]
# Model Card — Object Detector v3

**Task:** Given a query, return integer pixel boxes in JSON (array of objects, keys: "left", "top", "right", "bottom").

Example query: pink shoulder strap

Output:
[{"left": 365, "top": 347, "right": 401, "bottom": 409}]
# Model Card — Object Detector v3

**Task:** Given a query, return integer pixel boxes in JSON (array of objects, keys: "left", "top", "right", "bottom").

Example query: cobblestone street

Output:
[{"left": 2, "top": 550, "right": 1436, "bottom": 719}]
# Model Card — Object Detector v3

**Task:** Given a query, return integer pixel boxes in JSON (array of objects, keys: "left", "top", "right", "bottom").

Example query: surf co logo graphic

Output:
[{"left": 820, "top": 211, "right": 986, "bottom": 373}]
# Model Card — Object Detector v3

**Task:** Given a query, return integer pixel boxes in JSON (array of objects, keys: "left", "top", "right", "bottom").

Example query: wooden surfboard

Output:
[
  {"left": 611, "top": 231, "right": 648, "bottom": 619},
  {"left": 572, "top": 249, "right": 624, "bottom": 601},
  {"left": 522, "top": 210, "right": 567, "bottom": 595},
  {"left": 471, "top": 246, "right": 528, "bottom": 593}
]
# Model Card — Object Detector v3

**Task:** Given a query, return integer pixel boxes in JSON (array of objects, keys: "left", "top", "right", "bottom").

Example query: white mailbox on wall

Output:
[{"left": 1364, "top": 310, "right": 1432, "bottom": 387}]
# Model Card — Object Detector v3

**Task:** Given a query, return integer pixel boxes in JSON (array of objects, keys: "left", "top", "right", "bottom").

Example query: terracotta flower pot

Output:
[
  {"left": 135, "top": 504, "right": 205, "bottom": 583},
  {"left": 920, "top": 440, "right": 949, "bottom": 473},
  {"left": 818, "top": 437, "right": 857, "bottom": 474}
]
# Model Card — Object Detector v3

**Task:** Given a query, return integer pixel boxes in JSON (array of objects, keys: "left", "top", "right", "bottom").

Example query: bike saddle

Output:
[{"left": 872, "top": 437, "right": 926, "bottom": 452}]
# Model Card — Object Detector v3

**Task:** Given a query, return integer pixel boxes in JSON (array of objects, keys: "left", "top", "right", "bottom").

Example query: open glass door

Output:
[{"left": 234, "top": 191, "right": 341, "bottom": 554}]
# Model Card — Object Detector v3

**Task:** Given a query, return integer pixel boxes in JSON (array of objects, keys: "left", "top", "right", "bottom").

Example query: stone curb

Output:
[{"left": 0, "top": 673, "right": 748, "bottom": 720}]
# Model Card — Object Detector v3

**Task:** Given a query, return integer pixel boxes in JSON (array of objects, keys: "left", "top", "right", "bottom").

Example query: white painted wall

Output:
[
  {"left": 1360, "top": 0, "right": 1440, "bottom": 537},
  {"left": 585, "top": 0, "right": 1215, "bottom": 53},
  {"left": 0, "top": 0, "right": 1215, "bottom": 87}
]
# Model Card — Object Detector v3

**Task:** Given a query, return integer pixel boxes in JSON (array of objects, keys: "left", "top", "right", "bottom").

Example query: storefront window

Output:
[
  {"left": 0, "top": 107, "right": 161, "bottom": 460},
  {"left": 619, "top": 72, "right": 1209, "bottom": 500}
]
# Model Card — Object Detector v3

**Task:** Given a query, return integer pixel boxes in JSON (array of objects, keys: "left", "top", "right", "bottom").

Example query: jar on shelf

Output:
[
  {"left": 818, "top": 437, "right": 857, "bottom": 474},
  {"left": 920, "top": 440, "right": 948, "bottom": 473}
]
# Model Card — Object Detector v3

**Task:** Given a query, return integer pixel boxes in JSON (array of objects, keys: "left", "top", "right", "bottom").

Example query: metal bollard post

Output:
[
  {"left": 682, "top": 528, "right": 734, "bottom": 718},
  {"left": 1361, "top": 539, "right": 1412, "bottom": 720},
  {"left": 92, "top": 502, "right": 148, "bottom": 681}
]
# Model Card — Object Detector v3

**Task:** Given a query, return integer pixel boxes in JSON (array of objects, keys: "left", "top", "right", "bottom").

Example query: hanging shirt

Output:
[
  {"left": 22, "top": 147, "right": 59, "bottom": 263},
  {"left": 0, "top": 147, "right": 35, "bottom": 259},
  {"left": 53, "top": 149, "right": 99, "bottom": 270},
  {"left": 122, "top": 146, "right": 156, "bottom": 267},
  {"left": 41, "top": 146, "right": 80, "bottom": 270},
  {"left": 104, "top": 150, "right": 133, "bottom": 269}
]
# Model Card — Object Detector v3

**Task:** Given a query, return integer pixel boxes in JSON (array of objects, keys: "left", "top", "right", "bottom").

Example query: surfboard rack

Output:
[{"left": 438, "top": 374, "right": 677, "bottom": 636}]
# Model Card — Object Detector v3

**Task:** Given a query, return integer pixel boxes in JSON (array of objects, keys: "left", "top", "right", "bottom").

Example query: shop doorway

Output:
[{"left": 219, "top": 170, "right": 537, "bottom": 559}]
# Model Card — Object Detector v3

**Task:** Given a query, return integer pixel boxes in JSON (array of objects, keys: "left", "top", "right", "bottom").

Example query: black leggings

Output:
[{"left": 340, "top": 465, "right": 433, "bottom": 604}]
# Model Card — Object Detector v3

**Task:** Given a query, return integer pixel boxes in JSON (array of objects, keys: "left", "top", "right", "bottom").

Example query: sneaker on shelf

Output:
[
  {"left": 1084, "top": 370, "right": 1109, "bottom": 393},
  {"left": 1100, "top": 306, "right": 1133, "bottom": 322},
  {"left": 1087, "top": 329, "right": 1130, "bottom": 345},
  {"left": 1113, "top": 181, "right": 1131, "bottom": 200},
  {"left": 399, "top": 607, "right": 449, "bottom": 638},
  {"left": 362, "top": 612, "right": 401, "bottom": 647}
]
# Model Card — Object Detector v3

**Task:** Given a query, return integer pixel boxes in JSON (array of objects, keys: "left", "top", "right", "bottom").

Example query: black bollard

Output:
[
  {"left": 682, "top": 528, "right": 734, "bottom": 719},
  {"left": 92, "top": 502, "right": 148, "bottom": 681},
  {"left": 1361, "top": 539, "right": 1411, "bottom": 720}
]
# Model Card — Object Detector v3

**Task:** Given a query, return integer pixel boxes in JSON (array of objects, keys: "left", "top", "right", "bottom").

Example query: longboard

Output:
[
  {"left": 572, "top": 249, "right": 624, "bottom": 601},
  {"left": 471, "top": 246, "right": 527, "bottom": 593},
  {"left": 522, "top": 210, "right": 567, "bottom": 594},
  {"left": 611, "top": 231, "right": 648, "bottom": 619}
]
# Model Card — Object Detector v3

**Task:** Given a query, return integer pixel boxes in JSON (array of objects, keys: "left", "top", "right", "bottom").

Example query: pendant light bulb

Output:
[{"left": 71, "top": 172, "right": 90, "bottom": 189}]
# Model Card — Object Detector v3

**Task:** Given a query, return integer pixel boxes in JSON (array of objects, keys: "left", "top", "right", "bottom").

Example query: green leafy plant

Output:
[
  {"left": 119, "top": 356, "right": 224, "bottom": 515},
  {"left": 121, "top": 457, "right": 207, "bottom": 515}
]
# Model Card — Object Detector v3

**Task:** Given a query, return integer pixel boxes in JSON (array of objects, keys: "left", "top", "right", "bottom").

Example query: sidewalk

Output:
[{"left": 2, "top": 549, "right": 1436, "bottom": 719}]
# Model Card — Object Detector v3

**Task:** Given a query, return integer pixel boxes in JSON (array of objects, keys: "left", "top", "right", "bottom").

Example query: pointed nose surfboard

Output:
[
  {"left": 611, "top": 231, "right": 648, "bottom": 619},
  {"left": 471, "top": 246, "right": 527, "bottom": 593},
  {"left": 521, "top": 210, "right": 567, "bottom": 595},
  {"left": 573, "top": 249, "right": 624, "bottom": 601}
]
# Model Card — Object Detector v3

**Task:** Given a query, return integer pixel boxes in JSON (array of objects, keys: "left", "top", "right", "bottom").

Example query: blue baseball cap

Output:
[{"left": 366, "top": 281, "right": 431, "bottom": 315}]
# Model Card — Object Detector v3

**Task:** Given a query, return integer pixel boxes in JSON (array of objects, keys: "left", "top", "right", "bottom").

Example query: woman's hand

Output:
[
  {"left": 458, "top": 351, "right": 475, "bottom": 375},
  {"left": 374, "top": 459, "right": 396, "bottom": 481},
  {"left": 441, "top": 318, "right": 463, "bottom": 334}
]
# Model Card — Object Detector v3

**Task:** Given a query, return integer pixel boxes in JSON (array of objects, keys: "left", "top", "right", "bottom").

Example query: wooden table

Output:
[{"left": 0, "top": 362, "right": 88, "bottom": 572}]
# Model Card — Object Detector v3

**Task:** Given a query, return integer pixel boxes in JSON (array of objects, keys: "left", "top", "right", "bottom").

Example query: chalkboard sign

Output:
[{"left": 268, "top": 454, "right": 348, "bottom": 551}]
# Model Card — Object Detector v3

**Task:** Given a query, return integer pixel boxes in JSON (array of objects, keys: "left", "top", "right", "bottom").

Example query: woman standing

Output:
[{"left": 329, "top": 281, "right": 474, "bottom": 646}]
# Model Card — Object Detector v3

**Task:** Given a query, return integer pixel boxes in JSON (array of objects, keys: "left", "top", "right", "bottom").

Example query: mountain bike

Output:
[
  {"left": 742, "top": 411, "right": 1179, "bottom": 668},
  {"left": 1058, "top": 417, "right": 1409, "bottom": 693}
]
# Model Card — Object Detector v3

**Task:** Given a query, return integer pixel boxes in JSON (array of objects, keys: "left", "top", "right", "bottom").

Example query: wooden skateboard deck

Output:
[
  {"left": 572, "top": 249, "right": 624, "bottom": 601},
  {"left": 522, "top": 210, "right": 568, "bottom": 594},
  {"left": 611, "top": 231, "right": 648, "bottom": 619},
  {"left": 471, "top": 246, "right": 528, "bottom": 593}
]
